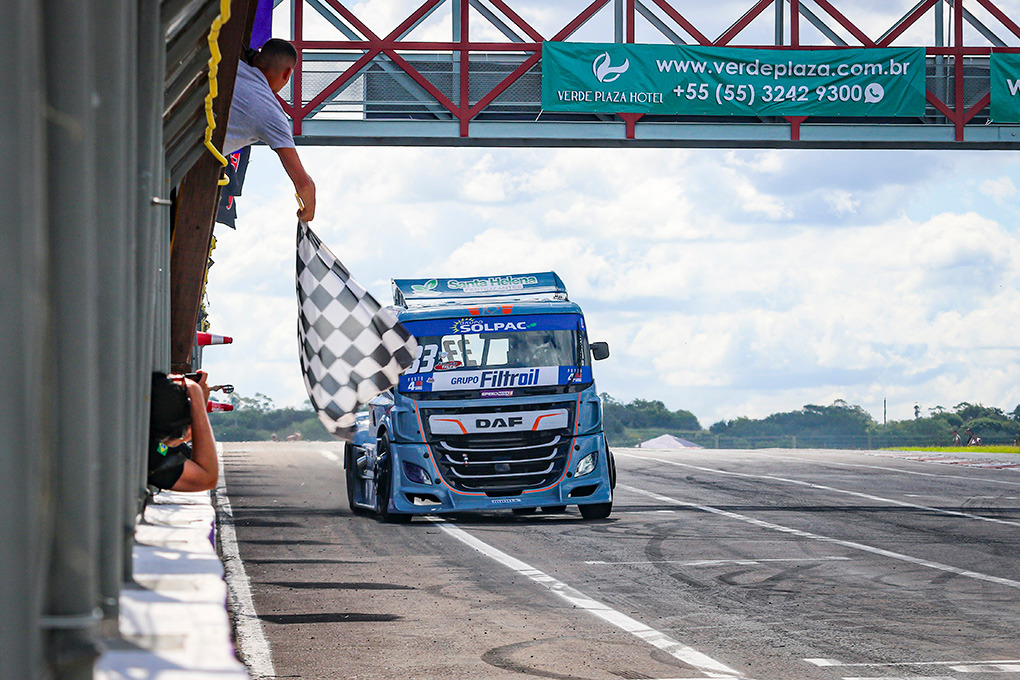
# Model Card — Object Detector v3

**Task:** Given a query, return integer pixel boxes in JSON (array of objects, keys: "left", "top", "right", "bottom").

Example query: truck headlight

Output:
[
  {"left": 402, "top": 461, "right": 432, "bottom": 485},
  {"left": 575, "top": 452, "right": 596, "bottom": 477}
]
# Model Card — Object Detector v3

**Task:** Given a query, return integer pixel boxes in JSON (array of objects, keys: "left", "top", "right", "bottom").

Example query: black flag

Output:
[{"left": 215, "top": 147, "right": 251, "bottom": 229}]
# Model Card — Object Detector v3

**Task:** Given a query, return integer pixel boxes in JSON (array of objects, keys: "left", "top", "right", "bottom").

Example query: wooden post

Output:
[{"left": 169, "top": 0, "right": 256, "bottom": 371}]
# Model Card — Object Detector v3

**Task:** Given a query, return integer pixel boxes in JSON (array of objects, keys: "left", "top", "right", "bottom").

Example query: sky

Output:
[{"left": 202, "top": 1, "right": 1020, "bottom": 428}]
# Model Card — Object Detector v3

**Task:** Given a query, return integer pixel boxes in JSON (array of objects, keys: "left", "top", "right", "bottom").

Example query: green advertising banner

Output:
[
  {"left": 542, "top": 42, "right": 927, "bottom": 117},
  {"left": 991, "top": 53, "right": 1020, "bottom": 122}
]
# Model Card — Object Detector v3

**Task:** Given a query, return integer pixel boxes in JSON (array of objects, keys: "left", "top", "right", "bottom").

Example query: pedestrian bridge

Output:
[{"left": 279, "top": 0, "right": 1020, "bottom": 149}]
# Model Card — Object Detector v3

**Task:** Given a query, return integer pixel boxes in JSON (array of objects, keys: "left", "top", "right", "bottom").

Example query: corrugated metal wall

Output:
[{"left": 0, "top": 0, "right": 229, "bottom": 676}]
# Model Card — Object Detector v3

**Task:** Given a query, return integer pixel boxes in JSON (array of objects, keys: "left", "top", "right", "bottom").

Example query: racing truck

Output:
[{"left": 344, "top": 272, "right": 616, "bottom": 522}]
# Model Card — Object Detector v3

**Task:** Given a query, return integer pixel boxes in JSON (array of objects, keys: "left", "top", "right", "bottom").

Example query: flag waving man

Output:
[{"left": 224, "top": 38, "right": 315, "bottom": 222}]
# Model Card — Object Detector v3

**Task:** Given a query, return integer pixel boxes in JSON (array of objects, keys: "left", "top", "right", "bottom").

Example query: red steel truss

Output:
[{"left": 279, "top": 0, "right": 1020, "bottom": 145}]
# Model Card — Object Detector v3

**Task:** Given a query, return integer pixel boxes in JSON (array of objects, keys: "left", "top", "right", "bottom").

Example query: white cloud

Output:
[
  {"left": 460, "top": 154, "right": 510, "bottom": 203},
  {"left": 825, "top": 190, "right": 860, "bottom": 216},
  {"left": 979, "top": 176, "right": 1018, "bottom": 203}
]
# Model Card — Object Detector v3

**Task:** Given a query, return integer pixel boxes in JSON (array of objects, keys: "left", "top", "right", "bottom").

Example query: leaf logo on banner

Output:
[
  {"left": 593, "top": 52, "right": 629, "bottom": 83},
  {"left": 411, "top": 279, "right": 438, "bottom": 295}
]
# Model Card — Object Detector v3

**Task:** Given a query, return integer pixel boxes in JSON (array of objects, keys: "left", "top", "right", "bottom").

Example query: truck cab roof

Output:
[
  {"left": 391, "top": 271, "right": 583, "bottom": 322},
  {"left": 394, "top": 298, "right": 583, "bottom": 323}
]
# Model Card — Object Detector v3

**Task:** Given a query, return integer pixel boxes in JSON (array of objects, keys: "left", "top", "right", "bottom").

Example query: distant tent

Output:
[{"left": 639, "top": 434, "right": 702, "bottom": 449}]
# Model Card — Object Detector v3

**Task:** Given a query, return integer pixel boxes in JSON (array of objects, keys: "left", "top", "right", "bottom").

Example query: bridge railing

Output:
[{"left": 277, "top": 0, "right": 1020, "bottom": 148}]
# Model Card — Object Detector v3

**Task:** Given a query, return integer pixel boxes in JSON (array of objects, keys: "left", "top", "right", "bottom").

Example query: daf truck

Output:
[{"left": 345, "top": 272, "right": 615, "bottom": 521}]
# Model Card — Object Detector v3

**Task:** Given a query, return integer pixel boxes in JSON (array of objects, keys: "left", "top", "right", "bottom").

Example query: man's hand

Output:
[
  {"left": 296, "top": 193, "right": 315, "bottom": 222},
  {"left": 173, "top": 369, "right": 211, "bottom": 403},
  {"left": 186, "top": 370, "right": 212, "bottom": 403},
  {"left": 277, "top": 147, "right": 316, "bottom": 221}
]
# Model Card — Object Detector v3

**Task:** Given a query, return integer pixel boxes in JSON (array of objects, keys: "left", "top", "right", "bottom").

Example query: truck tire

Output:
[
  {"left": 376, "top": 435, "right": 411, "bottom": 524},
  {"left": 344, "top": 443, "right": 370, "bottom": 515},
  {"left": 579, "top": 501, "right": 612, "bottom": 520},
  {"left": 608, "top": 449, "right": 617, "bottom": 490}
]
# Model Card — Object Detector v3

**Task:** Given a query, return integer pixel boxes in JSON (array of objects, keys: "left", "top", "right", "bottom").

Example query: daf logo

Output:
[
  {"left": 475, "top": 416, "right": 524, "bottom": 429},
  {"left": 593, "top": 52, "right": 629, "bottom": 83},
  {"left": 429, "top": 409, "right": 568, "bottom": 435}
]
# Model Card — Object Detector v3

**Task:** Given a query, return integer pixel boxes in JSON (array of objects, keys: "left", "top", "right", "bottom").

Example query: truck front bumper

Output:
[{"left": 387, "top": 433, "right": 612, "bottom": 515}]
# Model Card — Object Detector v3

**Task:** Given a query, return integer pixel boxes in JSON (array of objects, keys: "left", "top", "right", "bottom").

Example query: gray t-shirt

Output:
[{"left": 223, "top": 62, "right": 295, "bottom": 156}]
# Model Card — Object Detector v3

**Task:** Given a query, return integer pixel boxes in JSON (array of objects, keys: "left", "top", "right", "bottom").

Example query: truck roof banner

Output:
[
  {"left": 991, "top": 53, "right": 1020, "bottom": 122},
  {"left": 393, "top": 271, "right": 567, "bottom": 305},
  {"left": 541, "top": 42, "right": 926, "bottom": 117}
]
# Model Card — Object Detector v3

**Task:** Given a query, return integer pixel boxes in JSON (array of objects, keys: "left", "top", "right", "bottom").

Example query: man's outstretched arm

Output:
[
  {"left": 172, "top": 375, "right": 219, "bottom": 492},
  {"left": 276, "top": 147, "right": 316, "bottom": 221}
]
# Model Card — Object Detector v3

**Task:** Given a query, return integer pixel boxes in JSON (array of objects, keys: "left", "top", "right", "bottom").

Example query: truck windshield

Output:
[
  {"left": 398, "top": 313, "right": 591, "bottom": 394},
  {"left": 406, "top": 328, "right": 583, "bottom": 374}
]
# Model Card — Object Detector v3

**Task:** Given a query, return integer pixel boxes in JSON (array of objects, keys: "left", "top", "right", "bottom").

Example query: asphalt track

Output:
[{"left": 220, "top": 442, "right": 1020, "bottom": 680}]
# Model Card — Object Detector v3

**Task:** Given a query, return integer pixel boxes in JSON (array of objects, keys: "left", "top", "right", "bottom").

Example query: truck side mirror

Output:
[
  {"left": 590, "top": 341, "right": 610, "bottom": 361},
  {"left": 368, "top": 392, "right": 394, "bottom": 407}
]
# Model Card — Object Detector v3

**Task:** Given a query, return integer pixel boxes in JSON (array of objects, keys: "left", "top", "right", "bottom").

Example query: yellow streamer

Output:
[{"left": 203, "top": 0, "right": 232, "bottom": 186}]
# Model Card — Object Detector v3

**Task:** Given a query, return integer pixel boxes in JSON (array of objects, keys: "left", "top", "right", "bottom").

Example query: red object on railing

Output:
[
  {"left": 197, "top": 332, "right": 232, "bottom": 346},
  {"left": 207, "top": 401, "right": 234, "bottom": 412}
]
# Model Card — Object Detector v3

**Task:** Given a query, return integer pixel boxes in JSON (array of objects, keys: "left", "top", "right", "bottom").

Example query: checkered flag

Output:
[{"left": 296, "top": 221, "right": 417, "bottom": 440}]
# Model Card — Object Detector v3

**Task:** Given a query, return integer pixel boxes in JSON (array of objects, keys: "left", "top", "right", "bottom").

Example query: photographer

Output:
[{"left": 148, "top": 371, "right": 219, "bottom": 491}]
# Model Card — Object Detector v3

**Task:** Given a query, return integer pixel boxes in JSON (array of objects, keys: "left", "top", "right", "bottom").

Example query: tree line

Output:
[
  {"left": 595, "top": 397, "right": 1020, "bottom": 448},
  {"left": 210, "top": 392, "right": 1020, "bottom": 449},
  {"left": 703, "top": 400, "right": 1020, "bottom": 449},
  {"left": 208, "top": 393, "right": 331, "bottom": 442}
]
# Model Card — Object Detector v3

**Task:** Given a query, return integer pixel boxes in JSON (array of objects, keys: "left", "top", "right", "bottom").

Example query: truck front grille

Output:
[{"left": 421, "top": 403, "right": 575, "bottom": 493}]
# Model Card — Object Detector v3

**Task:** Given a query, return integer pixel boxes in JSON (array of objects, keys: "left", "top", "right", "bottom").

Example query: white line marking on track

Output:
[
  {"left": 966, "top": 496, "right": 1020, "bottom": 500},
  {"left": 427, "top": 517, "right": 744, "bottom": 679},
  {"left": 806, "top": 658, "right": 1020, "bottom": 668},
  {"left": 762, "top": 452, "right": 1020, "bottom": 488},
  {"left": 843, "top": 676, "right": 956, "bottom": 680},
  {"left": 619, "top": 452, "right": 1020, "bottom": 528},
  {"left": 618, "top": 484, "right": 1020, "bottom": 591},
  {"left": 585, "top": 557, "right": 850, "bottom": 567},
  {"left": 320, "top": 450, "right": 340, "bottom": 463},
  {"left": 215, "top": 446, "right": 277, "bottom": 680}
]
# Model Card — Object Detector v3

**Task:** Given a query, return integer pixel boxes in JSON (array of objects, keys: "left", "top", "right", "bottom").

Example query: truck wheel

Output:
[
  {"left": 608, "top": 449, "right": 617, "bottom": 490},
  {"left": 376, "top": 435, "right": 411, "bottom": 524},
  {"left": 540, "top": 505, "right": 566, "bottom": 514},
  {"left": 344, "top": 443, "right": 369, "bottom": 515},
  {"left": 579, "top": 501, "right": 612, "bottom": 520}
]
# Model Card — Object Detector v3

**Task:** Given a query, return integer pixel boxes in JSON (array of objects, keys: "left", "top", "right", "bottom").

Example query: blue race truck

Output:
[{"left": 345, "top": 272, "right": 615, "bottom": 522}]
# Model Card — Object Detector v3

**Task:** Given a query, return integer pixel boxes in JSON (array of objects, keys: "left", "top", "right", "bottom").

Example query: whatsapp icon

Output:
[{"left": 864, "top": 82, "right": 885, "bottom": 103}]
